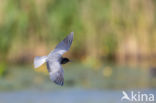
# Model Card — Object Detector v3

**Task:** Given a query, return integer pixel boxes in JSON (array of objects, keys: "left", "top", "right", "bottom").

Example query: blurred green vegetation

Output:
[
  {"left": 0, "top": 0, "right": 156, "bottom": 78},
  {"left": 0, "top": 63, "right": 155, "bottom": 91}
]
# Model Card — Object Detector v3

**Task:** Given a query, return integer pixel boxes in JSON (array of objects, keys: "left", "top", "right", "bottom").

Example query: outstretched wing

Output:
[
  {"left": 52, "top": 32, "right": 74, "bottom": 56},
  {"left": 46, "top": 61, "right": 64, "bottom": 86}
]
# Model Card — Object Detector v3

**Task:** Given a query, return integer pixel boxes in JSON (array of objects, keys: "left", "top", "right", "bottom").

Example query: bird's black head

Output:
[{"left": 61, "top": 57, "right": 71, "bottom": 64}]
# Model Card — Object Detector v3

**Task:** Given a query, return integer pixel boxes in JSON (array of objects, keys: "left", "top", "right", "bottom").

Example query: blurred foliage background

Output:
[{"left": 0, "top": 0, "right": 156, "bottom": 90}]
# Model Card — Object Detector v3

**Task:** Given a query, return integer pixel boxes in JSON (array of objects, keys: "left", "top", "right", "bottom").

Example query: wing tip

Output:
[
  {"left": 54, "top": 80, "right": 64, "bottom": 86},
  {"left": 70, "top": 32, "right": 74, "bottom": 35},
  {"left": 50, "top": 72, "right": 64, "bottom": 86},
  {"left": 69, "top": 32, "right": 74, "bottom": 37}
]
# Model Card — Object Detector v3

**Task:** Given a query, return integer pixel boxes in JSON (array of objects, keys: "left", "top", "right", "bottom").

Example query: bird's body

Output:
[{"left": 34, "top": 32, "right": 74, "bottom": 86}]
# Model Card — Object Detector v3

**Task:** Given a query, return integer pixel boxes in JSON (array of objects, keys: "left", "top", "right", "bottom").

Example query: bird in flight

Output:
[{"left": 34, "top": 32, "right": 74, "bottom": 86}]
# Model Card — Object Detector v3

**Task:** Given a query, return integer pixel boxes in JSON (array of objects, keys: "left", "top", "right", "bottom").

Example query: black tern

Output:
[{"left": 34, "top": 32, "right": 74, "bottom": 86}]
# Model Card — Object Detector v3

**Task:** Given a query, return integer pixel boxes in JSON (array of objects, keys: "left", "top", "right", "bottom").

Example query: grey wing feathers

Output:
[
  {"left": 49, "top": 69, "right": 64, "bottom": 86},
  {"left": 46, "top": 61, "right": 64, "bottom": 86},
  {"left": 50, "top": 71, "right": 64, "bottom": 86},
  {"left": 53, "top": 32, "right": 74, "bottom": 55}
]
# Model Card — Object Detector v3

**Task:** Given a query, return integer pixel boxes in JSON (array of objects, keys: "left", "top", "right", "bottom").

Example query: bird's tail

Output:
[{"left": 34, "top": 56, "right": 47, "bottom": 68}]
